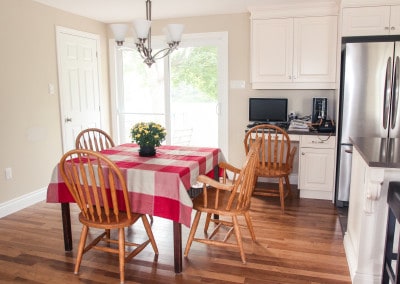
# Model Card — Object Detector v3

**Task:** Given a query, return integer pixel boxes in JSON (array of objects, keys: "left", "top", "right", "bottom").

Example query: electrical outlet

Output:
[
  {"left": 5, "top": 168, "right": 12, "bottom": 180},
  {"left": 230, "top": 80, "right": 245, "bottom": 89},
  {"left": 48, "top": 83, "right": 55, "bottom": 95}
]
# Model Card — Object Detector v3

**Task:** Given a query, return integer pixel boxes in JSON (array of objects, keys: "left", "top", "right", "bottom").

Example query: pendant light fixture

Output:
[{"left": 110, "top": 0, "right": 184, "bottom": 67}]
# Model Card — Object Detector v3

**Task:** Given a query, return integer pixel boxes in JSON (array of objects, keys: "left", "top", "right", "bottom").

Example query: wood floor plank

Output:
[{"left": 0, "top": 191, "right": 351, "bottom": 283}]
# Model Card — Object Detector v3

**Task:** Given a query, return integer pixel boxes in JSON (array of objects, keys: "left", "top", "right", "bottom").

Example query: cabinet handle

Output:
[
  {"left": 301, "top": 152, "right": 305, "bottom": 155},
  {"left": 391, "top": 27, "right": 395, "bottom": 30},
  {"left": 288, "top": 75, "right": 292, "bottom": 79},
  {"left": 293, "top": 76, "right": 297, "bottom": 80},
  {"left": 385, "top": 26, "right": 390, "bottom": 30}
]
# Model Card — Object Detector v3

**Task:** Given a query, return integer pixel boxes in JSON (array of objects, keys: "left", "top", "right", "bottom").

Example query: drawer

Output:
[{"left": 300, "top": 135, "right": 335, "bottom": 148}]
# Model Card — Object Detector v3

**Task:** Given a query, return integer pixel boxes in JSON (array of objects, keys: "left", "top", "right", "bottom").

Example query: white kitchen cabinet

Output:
[
  {"left": 298, "top": 135, "right": 336, "bottom": 200},
  {"left": 342, "top": 5, "right": 400, "bottom": 36},
  {"left": 251, "top": 16, "right": 337, "bottom": 89}
]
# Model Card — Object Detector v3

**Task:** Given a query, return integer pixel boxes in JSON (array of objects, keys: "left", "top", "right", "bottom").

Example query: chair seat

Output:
[
  {"left": 257, "top": 163, "right": 291, "bottom": 178},
  {"left": 192, "top": 188, "right": 250, "bottom": 216},
  {"left": 79, "top": 210, "right": 141, "bottom": 229}
]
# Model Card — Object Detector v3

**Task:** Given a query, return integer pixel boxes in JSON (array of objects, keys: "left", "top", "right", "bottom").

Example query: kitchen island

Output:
[{"left": 344, "top": 137, "right": 400, "bottom": 283}]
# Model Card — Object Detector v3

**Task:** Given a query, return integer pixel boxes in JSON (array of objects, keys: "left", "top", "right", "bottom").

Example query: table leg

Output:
[
  {"left": 61, "top": 203, "right": 73, "bottom": 251},
  {"left": 173, "top": 221, "right": 182, "bottom": 273},
  {"left": 213, "top": 165, "right": 220, "bottom": 220}
]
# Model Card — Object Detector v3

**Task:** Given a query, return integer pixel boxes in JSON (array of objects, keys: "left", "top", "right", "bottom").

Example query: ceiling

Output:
[{"left": 32, "top": 0, "right": 339, "bottom": 23}]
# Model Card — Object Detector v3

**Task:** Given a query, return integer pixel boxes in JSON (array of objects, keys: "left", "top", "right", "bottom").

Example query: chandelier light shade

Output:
[
  {"left": 109, "top": 24, "right": 129, "bottom": 46},
  {"left": 109, "top": 0, "right": 184, "bottom": 67}
]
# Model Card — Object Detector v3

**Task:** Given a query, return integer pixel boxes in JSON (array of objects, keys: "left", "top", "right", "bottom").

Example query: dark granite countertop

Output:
[
  {"left": 286, "top": 130, "right": 335, "bottom": 136},
  {"left": 245, "top": 126, "right": 336, "bottom": 137},
  {"left": 350, "top": 137, "right": 400, "bottom": 168}
]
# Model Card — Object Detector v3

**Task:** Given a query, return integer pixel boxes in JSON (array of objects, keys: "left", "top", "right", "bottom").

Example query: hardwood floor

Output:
[{"left": 0, "top": 191, "right": 350, "bottom": 283}]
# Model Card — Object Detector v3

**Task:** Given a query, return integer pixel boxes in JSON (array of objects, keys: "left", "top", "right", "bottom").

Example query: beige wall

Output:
[
  {"left": 0, "top": 1, "right": 336, "bottom": 205},
  {"left": 152, "top": 14, "right": 335, "bottom": 166},
  {"left": 0, "top": 0, "right": 109, "bottom": 203}
]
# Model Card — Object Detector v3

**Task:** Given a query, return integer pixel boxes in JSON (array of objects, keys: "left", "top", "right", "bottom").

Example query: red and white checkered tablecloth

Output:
[{"left": 46, "top": 143, "right": 223, "bottom": 227}]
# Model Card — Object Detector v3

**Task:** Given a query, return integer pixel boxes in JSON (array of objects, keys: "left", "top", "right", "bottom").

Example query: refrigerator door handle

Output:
[
  {"left": 384, "top": 57, "right": 393, "bottom": 130},
  {"left": 382, "top": 56, "right": 392, "bottom": 129},
  {"left": 391, "top": 56, "right": 400, "bottom": 129}
]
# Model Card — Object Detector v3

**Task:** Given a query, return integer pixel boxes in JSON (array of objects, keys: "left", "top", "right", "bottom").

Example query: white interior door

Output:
[{"left": 56, "top": 27, "right": 102, "bottom": 152}]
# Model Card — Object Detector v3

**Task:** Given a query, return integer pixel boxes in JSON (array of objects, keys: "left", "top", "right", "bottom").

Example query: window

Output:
[{"left": 110, "top": 32, "right": 228, "bottom": 157}]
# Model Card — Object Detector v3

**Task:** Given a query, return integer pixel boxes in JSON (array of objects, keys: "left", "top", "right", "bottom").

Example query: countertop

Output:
[
  {"left": 245, "top": 126, "right": 336, "bottom": 137},
  {"left": 350, "top": 137, "right": 400, "bottom": 168},
  {"left": 286, "top": 130, "right": 335, "bottom": 136}
]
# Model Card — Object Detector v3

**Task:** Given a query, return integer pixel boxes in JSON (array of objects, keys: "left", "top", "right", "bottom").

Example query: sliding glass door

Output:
[{"left": 110, "top": 32, "right": 228, "bottom": 156}]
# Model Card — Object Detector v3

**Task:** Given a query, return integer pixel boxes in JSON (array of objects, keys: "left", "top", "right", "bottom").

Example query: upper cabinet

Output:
[
  {"left": 250, "top": 4, "right": 339, "bottom": 90},
  {"left": 342, "top": 5, "right": 400, "bottom": 36}
]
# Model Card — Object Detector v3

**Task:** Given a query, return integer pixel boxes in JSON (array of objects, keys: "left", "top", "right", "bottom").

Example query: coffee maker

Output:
[{"left": 312, "top": 97, "right": 327, "bottom": 123}]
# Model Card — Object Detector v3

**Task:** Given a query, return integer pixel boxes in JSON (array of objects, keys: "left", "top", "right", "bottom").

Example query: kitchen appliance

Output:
[
  {"left": 312, "top": 97, "right": 327, "bottom": 123},
  {"left": 336, "top": 38, "right": 400, "bottom": 206}
]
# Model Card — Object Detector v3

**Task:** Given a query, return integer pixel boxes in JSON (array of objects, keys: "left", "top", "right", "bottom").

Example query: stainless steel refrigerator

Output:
[{"left": 336, "top": 40, "right": 400, "bottom": 206}]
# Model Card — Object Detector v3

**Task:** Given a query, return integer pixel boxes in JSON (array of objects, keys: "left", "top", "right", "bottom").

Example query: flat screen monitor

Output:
[{"left": 249, "top": 98, "right": 288, "bottom": 123}]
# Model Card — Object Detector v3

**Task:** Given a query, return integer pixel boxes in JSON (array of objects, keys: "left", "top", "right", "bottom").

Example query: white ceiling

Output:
[{"left": 32, "top": 0, "right": 339, "bottom": 23}]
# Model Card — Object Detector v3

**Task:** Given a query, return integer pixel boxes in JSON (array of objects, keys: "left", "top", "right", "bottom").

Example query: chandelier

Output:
[{"left": 110, "top": 0, "right": 184, "bottom": 67}]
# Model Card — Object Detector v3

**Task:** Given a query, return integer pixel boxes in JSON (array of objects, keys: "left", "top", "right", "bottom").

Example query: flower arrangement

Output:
[{"left": 130, "top": 122, "right": 167, "bottom": 147}]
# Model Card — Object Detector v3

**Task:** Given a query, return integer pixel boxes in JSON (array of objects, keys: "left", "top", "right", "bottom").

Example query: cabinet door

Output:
[
  {"left": 299, "top": 148, "right": 334, "bottom": 193},
  {"left": 390, "top": 6, "right": 400, "bottom": 35},
  {"left": 342, "top": 6, "right": 391, "bottom": 36},
  {"left": 251, "top": 18, "right": 293, "bottom": 85},
  {"left": 293, "top": 16, "right": 337, "bottom": 83}
]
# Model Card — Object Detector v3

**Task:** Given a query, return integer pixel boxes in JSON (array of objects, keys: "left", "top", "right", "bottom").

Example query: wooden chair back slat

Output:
[
  {"left": 244, "top": 124, "right": 292, "bottom": 172},
  {"left": 75, "top": 128, "right": 115, "bottom": 152},
  {"left": 226, "top": 138, "right": 261, "bottom": 211},
  {"left": 60, "top": 149, "right": 132, "bottom": 224}
]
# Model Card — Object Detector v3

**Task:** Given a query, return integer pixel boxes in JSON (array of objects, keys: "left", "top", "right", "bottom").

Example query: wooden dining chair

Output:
[
  {"left": 184, "top": 138, "right": 261, "bottom": 264},
  {"left": 244, "top": 124, "right": 297, "bottom": 213},
  {"left": 75, "top": 128, "right": 154, "bottom": 225},
  {"left": 75, "top": 128, "right": 115, "bottom": 151},
  {"left": 59, "top": 149, "right": 158, "bottom": 284}
]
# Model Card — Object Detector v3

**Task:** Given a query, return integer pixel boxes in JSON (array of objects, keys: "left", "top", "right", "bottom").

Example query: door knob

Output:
[{"left": 65, "top": 117, "right": 72, "bottom": 123}]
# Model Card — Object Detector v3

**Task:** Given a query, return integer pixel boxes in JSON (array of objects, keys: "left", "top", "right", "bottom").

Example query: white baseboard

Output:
[
  {"left": 299, "top": 189, "right": 333, "bottom": 200},
  {"left": 0, "top": 187, "right": 47, "bottom": 218}
]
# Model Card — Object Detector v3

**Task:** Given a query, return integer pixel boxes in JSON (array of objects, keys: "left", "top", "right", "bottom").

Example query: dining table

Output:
[{"left": 46, "top": 143, "right": 223, "bottom": 273}]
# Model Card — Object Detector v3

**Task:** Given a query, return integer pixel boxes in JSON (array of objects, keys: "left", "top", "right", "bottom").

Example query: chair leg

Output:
[
  {"left": 285, "top": 175, "right": 292, "bottom": 199},
  {"left": 118, "top": 228, "right": 125, "bottom": 284},
  {"left": 232, "top": 216, "right": 246, "bottom": 264},
  {"left": 204, "top": 213, "right": 212, "bottom": 232},
  {"left": 279, "top": 177, "right": 285, "bottom": 213},
  {"left": 244, "top": 212, "right": 256, "bottom": 241},
  {"left": 147, "top": 214, "right": 154, "bottom": 225},
  {"left": 74, "top": 225, "right": 89, "bottom": 274},
  {"left": 252, "top": 175, "right": 258, "bottom": 193},
  {"left": 184, "top": 211, "right": 202, "bottom": 257},
  {"left": 141, "top": 215, "right": 159, "bottom": 254}
]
